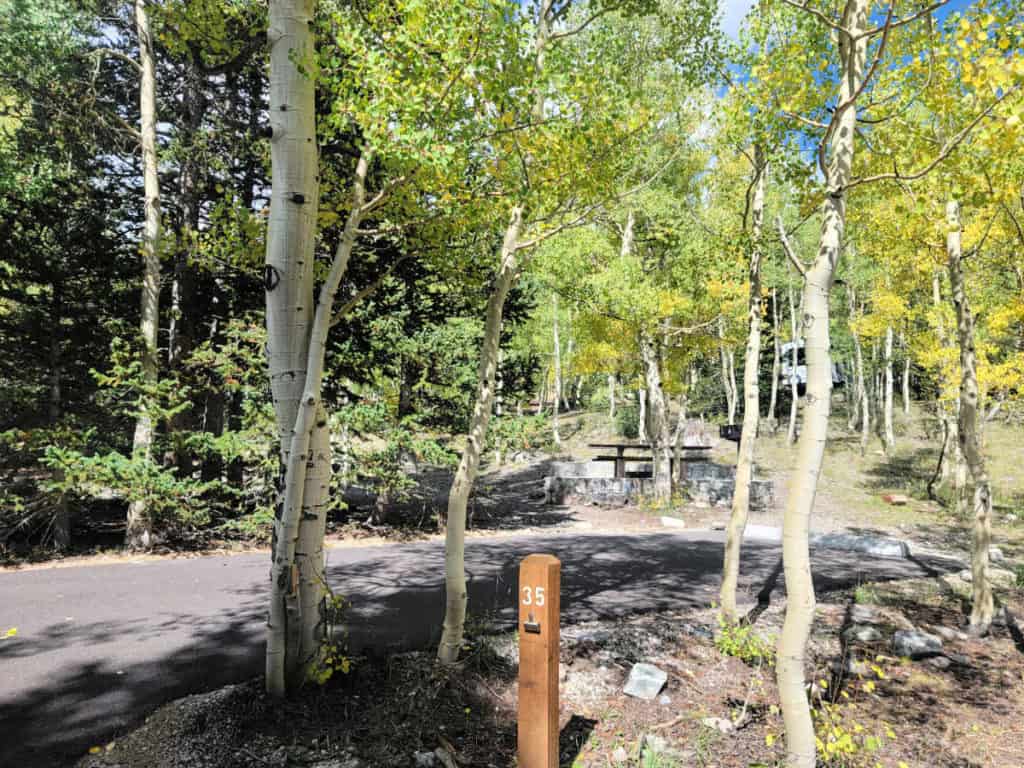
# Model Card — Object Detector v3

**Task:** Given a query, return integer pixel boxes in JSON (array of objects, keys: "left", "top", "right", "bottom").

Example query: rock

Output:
[
  {"left": 701, "top": 717, "right": 735, "bottom": 734},
  {"left": 893, "top": 630, "right": 942, "bottom": 659},
  {"left": 682, "top": 623, "right": 714, "bottom": 641},
  {"left": 990, "top": 546, "right": 1005, "bottom": 563},
  {"left": 611, "top": 746, "right": 629, "bottom": 763},
  {"left": 927, "top": 655, "right": 951, "bottom": 670},
  {"left": 413, "top": 752, "right": 437, "bottom": 768},
  {"left": 947, "top": 652, "right": 970, "bottom": 666},
  {"left": 622, "top": 662, "right": 668, "bottom": 700},
  {"left": 660, "top": 515, "right": 686, "bottom": 528},
  {"left": 930, "top": 625, "right": 967, "bottom": 643},
  {"left": 842, "top": 625, "right": 882, "bottom": 643},
  {"left": 849, "top": 605, "right": 879, "bottom": 624},
  {"left": 658, "top": 694, "right": 672, "bottom": 706},
  {"left": 810, "top": 532, "right": 910, "bottom": 559},
  {"left": 830, "top": 657, "right": 868, "bottom": 676},
  {"left": 743, "top": 524, "right": 782, "bottom": 542},
  {"left": 433, "top": 747, "right": 457, "bottom": 768}
]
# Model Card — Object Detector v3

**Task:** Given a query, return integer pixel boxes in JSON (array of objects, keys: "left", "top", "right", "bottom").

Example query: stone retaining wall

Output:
[{"left": 544, "top": 460, "right": 774, "bottom": 510}]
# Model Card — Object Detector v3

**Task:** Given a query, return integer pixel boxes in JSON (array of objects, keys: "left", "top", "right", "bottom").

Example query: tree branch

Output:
[
  {"left": 856, "top": 1, "right": 948, "bottom": 40},
  {"left": 780, "top": 0, "right": 851, "bottom": 35},
  {"left": 847, "top": 85, "right": 1019, "bottom": 190},
  {"left": 329, "top": 255, "right": 410, "bottom": 327},
  {"left": 777, "top": 215, "right": 808, "bottom": 278}
]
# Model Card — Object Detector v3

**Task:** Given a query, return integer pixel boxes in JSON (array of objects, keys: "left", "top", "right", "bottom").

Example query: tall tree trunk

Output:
[
  {"left": 49, "top": 281, "right": 70, "bottom": 550},
  {"left": 766, "top": 288, "right": 781, "bottom": 432},
  {"left": 265, "top": 0, "right": 378, "bottom": 696},
  {"left": 608, "top": 373, "right": 616, "bottom": 420},
  {"left": 786, "top": 284, "right": 800, "bottom": 446},
  {"left": 776, "top": 3, "right": 866, "bottom": 765},
  {"left": 719, "top": 317, "right": 737, "bottom": 423},
  {"left": 551, "top": 293, "right": 562, "bottom": 446},
  {"left": 901, "top": 332, "right": 911, "bottom": 416},
  {"left": 126, "top": 0, "right": 162, "bottom": 551},
  {"left": 846, "top": 285, "right": 863, "bottom": 432},
  {"left": 640, "top": 332, "right": 672, "bottom": 501},
  {"left": 438, "top": 208, "right": 524, "bottom": 664},
  {"left": 946, "top": 199, "right": 994, "bottom": 632},
  {"left": 883, "top": 325, "right": 895, "bottom": 454},
  {"left": 720, "top": 148, "right": 766, "bottom": 621},
  {"left": 638, "top": 388, "right": 647, "bottom": 442}
]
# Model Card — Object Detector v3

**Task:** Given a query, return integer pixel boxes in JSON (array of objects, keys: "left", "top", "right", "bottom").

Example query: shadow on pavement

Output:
[{"left": 0, "top": 532, "right": 962, "bottom": 767}]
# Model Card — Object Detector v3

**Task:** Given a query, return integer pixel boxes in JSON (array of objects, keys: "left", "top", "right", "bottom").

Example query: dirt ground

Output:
[{"left": 77, "top": 572, "right": 1024, "bottom": 768}]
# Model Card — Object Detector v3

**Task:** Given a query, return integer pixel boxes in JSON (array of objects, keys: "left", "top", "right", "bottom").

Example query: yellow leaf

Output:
[
  {"left": 3, "top": 627, "right": 16, "bottom": 639},
  {"left": 89, "top": 747, "right": 102, "bottom": 755}
]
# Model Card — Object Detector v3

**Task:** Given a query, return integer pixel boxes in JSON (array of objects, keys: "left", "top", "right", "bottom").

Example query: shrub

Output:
[{"left": 714, "top": 613, "right": 775, "bottom": 666}]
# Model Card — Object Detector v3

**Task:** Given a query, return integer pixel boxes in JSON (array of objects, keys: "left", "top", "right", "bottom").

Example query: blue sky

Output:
[{"left": 719, "top": 0, "right": 977, "bottom": 39}]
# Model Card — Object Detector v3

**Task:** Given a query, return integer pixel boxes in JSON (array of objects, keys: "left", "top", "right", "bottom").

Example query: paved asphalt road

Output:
[{"left": 0, "top": 530, "right": 959, "bottom": 767}]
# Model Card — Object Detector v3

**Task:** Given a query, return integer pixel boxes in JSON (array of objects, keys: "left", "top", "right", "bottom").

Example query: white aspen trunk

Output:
[
  {"left": 638, "top": 388, "right": 647, "bottom": 442},
  {"left": 552, "top": 294, "right": 562, "bottom": 446},
  {"left": 776, "top": 4, "right": 866, "bottom": 765},
  {"left": 126, "top": 0, "right": 161, "bottom": 551},
  {"left": 901, "top": 332, "right": 911, "bottom": 416},
  {"left": 727, "top": 349, "right": 738, "bottom": 423},
  {"left": 720, "top": 149, "right": 766, "bottom": 621},
  {"left": 946, "top": 199, "right": 994, "bottom": 632},
  {"left": 767, "top": 288, "right": 781, "bottom": 432},
  {"left": 931, "top": 271, "right": 955, "bottom": 490},
  {"left": 883, "top": 325, "right": 895, "bottom": 453},
  {"left": 786, "top": 284, "right": 800, "bottom": 446},
  {"left": 640, "top": 333, "right": 673, "bottom": 501},
  {"left": 265, "top": 1, "right": 376, "bottom": 696},
  {"left": 860, "top": 324, "right": 871, "bottom": 455},
  {"left": 719, "top": 317, "right": 737, "bottom": 423},
  {"left": 608, "top": 373, "right": 616, "bottom": 420},
  {"left": 437, "top": 207, "right": 524, "bottom": 664},
  {"left": 846, "top": 285, "right": 863, "bottom": 432}
]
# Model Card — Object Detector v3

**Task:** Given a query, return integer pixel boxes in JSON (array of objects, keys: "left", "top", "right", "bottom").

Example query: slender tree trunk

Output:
[
  {"left": 126, "top": 0, "right": 162, "bottom": 551},
  {"left": 608, "top": 373, "right": 616, "bottom": 420},
  {"left": 640, "top": 333, "right": 672, "bottom": 501},
  {"left": 719, "top": 317, "right": 737, "bottom": 423},
  {"left": 552, "top": 294, "right": 562, "bottom": 446},
  {"left": 265, "top": 1, "right": 378, "bottom": 696},
  {"left": 901, "top": 332, "right": 911, "bottom": 416},
  {"left": 946, "top": 199, "right": 994, "bottom": 632},
  {"left": 883, "top": 325, "right": 895, "bottom": 454},
  {"left": 438, "top": 208, "right": 525, "bottom": 663},
  {"left": 776, "top": 4, "right": 866, "bottom": 765},
  {"left": 767, "top": 288, "right": 781, "bottom": 432},
  {"left": 720, "top": 149, "right": 766, "bottom": 621},
  {"left": 638, "top": 388, "right": 647, "bottom": 442},
  {"left": 49, "top": 281, "right": 70, "bottom": 550},
  {"left": 786, "top": 284, "right": 800, "bottom": 446},
  {"left": 930, "top": 271, "right": 955, "bottom": 491},
  {"left": 846, "top": 285, "right": 862, "bottom": 432}
]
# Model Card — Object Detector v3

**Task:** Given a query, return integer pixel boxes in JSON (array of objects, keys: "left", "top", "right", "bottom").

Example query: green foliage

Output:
[
  {"left": 810, "top": 663, "right": 895, "bottom": 767},
  {"left": 308, "top": 590, "right": 353, "bottom": 686},
  {"left": 42, "top": 445, "right": 215, "bottom": 531},
  {"left": 714, "top": 613, "right": 775, "bottom": 666},
  {"left": 485, "top": 414, "right": 552, "bottom": 458},
  {"left": 614, "top": 404, "right": 641, "bottom": 439}
]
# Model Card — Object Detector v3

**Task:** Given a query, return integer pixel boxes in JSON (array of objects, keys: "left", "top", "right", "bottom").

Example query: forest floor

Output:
[
  {"left": 78, "top": 572, "right": 1024, "bottom": 768},
  {"left": 23, "top": 402, "right": 1024, "bottom": 767}
]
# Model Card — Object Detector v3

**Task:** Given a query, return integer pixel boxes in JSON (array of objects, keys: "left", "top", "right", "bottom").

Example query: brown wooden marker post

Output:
[{"left": 517, "top": 554, "right": 560, "bottom": 768}]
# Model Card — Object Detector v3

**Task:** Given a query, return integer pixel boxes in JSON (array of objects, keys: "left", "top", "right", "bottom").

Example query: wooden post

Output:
[{"left": 517, "top": 554, "right": 561, "bottom": 768}]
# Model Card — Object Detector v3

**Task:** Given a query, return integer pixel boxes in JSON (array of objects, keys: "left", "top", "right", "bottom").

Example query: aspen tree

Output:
[
  {"left": 720, "top": 146, "right": 766, "bottom": 620},
  {"left": 126, "top": 0, "right": 161, "bottom": 550}
]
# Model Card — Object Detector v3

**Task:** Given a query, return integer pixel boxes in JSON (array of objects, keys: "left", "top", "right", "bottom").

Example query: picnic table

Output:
[{"left": 588, "top": 441, "right": 712, "bottom": 479}]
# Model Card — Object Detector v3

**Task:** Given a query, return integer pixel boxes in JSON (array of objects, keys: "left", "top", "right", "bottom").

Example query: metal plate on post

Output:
[{"left": 517, "top": 554, "right": 561, "bottom": 768}]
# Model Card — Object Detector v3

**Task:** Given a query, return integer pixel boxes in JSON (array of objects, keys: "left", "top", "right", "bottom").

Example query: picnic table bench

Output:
[{"left": 588, "top": 442, "right": 712, "bottom": 479}]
